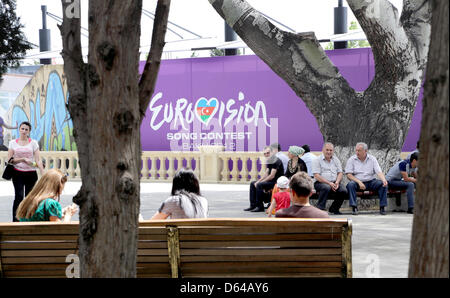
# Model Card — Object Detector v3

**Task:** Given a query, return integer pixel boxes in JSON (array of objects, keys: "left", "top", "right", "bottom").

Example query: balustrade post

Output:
[
  {"left": 141, "top": 156, "right": 149, "bottom": 180},
  {"left": 149, "top": 157, "right": 157, "bottom": 180},
  {"left": 198, "top": 145, "right": 225, "bottom": 183}
]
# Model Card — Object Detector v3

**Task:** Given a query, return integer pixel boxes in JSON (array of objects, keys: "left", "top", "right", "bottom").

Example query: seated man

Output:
[
  {"left": 386, "top": 152, "right": 419, "bottom": 214},
  {"left": 300, "top": 144, "right": 317, "bottom": 178},
  {"left": 270, "top": 142, "right": 289, "bottom": 174},
  {"left": 275, "top": 172, "right": 329, "bottom": 218},
  {"left": 312, "top": 142, "right": 347, "bottom": 215},
  {"left": 406, "top": 141, "right": 419, "bottom": 178},
  {"left": 245, "top": 146, "right": 284, "bottom": 212},
  {"left": 345, "top": 142, "right": 388, "bottom": 215}
]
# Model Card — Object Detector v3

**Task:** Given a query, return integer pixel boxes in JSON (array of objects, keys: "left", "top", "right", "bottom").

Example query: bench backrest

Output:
[{"left": 0, "top": 218, "right": 352, "bottom": 278}]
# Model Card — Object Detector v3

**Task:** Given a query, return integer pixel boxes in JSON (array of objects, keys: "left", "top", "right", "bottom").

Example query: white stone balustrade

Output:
[{"left": 0, "top": 149, "right": 411, "bottom": 183}]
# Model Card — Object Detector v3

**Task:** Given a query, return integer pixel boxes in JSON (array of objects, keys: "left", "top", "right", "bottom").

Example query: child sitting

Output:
[{"left": 267, "top": 176, "right": 291, "bottom": 217}]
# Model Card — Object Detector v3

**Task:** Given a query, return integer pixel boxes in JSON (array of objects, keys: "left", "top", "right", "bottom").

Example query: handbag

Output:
[{"left": 2, "top": 157, "right": 15, "bottom": 180}]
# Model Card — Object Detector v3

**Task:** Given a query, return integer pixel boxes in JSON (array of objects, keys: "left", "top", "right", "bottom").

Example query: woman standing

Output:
[
  {"left": 151, "top": 168, "right": 208, "bottom": 219},
  {"left": 16, "top": 169, "right": 78, "bottom": 222},
  {"left": 7, "top": 121, "right": 44, "bottom": 222}
]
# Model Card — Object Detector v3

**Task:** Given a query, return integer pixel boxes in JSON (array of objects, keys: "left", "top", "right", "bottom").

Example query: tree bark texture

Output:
[
  {"left": 209, "top": 0, "right": 431, "bottom": 171},
  {"left": 409, "top": 0, "right": 448, "bottom": 278},
  {"left": 60, "top": 0, "right": 170, "bottom": 277}
]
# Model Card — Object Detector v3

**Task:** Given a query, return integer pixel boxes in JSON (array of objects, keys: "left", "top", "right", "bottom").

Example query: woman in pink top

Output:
[{"left": 7, "top": 121, "right": 44, "bottom": 222}]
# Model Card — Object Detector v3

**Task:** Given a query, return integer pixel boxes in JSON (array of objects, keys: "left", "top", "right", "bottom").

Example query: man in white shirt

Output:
[
  {"left": 300, "top": 144, "right": 317, "bottom": 177},
  {"left": 312, "top": 142, "right": 347, "bottom": 214},
  {"left": 345, "top": 142, "right": 388, "bottom": 215}
]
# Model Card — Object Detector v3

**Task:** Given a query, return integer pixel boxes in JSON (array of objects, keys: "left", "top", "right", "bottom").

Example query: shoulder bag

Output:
[{"left": 2, "top": 157, "right": 14, "bottom": 180}]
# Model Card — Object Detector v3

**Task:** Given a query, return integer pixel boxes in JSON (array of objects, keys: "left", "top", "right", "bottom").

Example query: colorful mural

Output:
[{"left": 5, "top": 65, "right": 76, "bottom": 151}]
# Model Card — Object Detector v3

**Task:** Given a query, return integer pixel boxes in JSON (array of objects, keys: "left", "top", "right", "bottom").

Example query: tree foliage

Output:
[{"left": 0, "top": 0, "right": 32, "bottom": 80}]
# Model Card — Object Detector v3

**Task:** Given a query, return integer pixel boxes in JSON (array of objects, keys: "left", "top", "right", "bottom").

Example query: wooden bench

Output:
[{"left": 0, "top": 218, "right": 352, "bottom": 278}]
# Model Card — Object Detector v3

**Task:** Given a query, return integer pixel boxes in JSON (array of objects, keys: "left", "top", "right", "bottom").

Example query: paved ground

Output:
[{"left": 0, "top": 181, "right": 414, "bottom": 278}]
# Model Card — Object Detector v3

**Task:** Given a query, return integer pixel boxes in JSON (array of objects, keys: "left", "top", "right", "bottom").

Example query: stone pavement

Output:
[{"left": 0, "top": 181, "right": 414, "bottom": 278}]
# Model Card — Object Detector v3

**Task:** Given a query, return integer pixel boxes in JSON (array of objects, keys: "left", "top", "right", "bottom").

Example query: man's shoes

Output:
[
  {"left": 330, "top": 210, "right": 343, "bottom": 215},
  {"left": 250, "top": 207, "right": 265, "bottom": 212},
  {"left": 243, "top": 206, "right": 255, "bottom": 211},
  {"left": 352, "top": 207, "right": 358, "bottom": 215},
  {"left": 407, "top": 208, "right": 414, "bottom": 214},
  {"left": 380, "top": 207, "right": 386, "bottom": 215}
]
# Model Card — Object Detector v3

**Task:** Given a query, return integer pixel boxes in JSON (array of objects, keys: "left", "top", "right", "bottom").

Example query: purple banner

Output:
[{"left": 140, "top": 48, "right": 421, "bottom": 152}]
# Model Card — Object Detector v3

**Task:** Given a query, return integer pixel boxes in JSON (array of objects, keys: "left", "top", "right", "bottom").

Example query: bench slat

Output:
[
  {"left": 180, "top": 255, "right": 342, "bottom": 262},
  {"left": 180, "top": 248, "right": 342, "bottom": 256},
  {"left": 179, "top": 233, "right": 341, "bottom": 241},
  {"left": 1, "top": 235, "right": 78, "bottom": 241},
  {"left": 139, "top": 218, "right": 348, "bottom": 227},
  {"left": 181, "top": 266, "right": 342, "bottom": 274},
  {"left": 178, "top": 226, "right": 343, "bottom": 235},
  {"left": 1, "top": 249, "right": 78, "bottom": 257},
  {"left": 179, "top": 240, "right": 342, "bottom": 248},
  {"left": 1, "top": 241, "right": 77, "bottom": 250},
  {"left": 181, "top": 261, "right": 342, "bottom": 269}
]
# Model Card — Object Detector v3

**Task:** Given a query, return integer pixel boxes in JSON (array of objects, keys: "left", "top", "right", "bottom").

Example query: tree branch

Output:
[
  {"left": 400, "top": 0, "right": 432, "bottom": 65},
  {"left": 208, "top": 0, "right": 356, "bottom": 112},
  {"left": 138, "top": 0, "right": 171, "bottom": 122},
  {"left": 59, "top": 0, "right": 90, "bottom": 190},
  {"left": 59, "top": 0, "right": 86, "bottom": 123}
]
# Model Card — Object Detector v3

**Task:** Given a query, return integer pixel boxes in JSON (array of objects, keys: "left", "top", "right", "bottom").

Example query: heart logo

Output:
[{"left": 195, "top": 97, "right": 219, "bottom": 125}]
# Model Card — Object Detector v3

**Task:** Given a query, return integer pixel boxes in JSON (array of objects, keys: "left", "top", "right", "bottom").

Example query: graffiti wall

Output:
[{"left": 5, "top": 65, "right": 76, "bottom": 151}]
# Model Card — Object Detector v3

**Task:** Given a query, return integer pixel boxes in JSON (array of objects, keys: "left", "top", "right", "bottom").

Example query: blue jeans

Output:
[
  {"left": 388, "top": 180, "right": 415, "bottom": 208},
  {"left": 346, "top": 179, "right": 387, "bottom": 208}
]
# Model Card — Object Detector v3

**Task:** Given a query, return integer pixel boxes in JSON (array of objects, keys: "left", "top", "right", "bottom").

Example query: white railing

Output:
[{"left": 0, "top": 148, "right": 411, "bottom": 183}]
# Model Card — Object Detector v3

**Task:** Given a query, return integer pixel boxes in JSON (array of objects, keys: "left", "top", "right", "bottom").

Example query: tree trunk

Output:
[
  {"left": 208, "top": 0, "right": 431, "bottom": 172},
  {"left": 60, "top": 0, "right": 170, "bottom": 277},
  {"left": 409, "top": 0, "right": 449, "bottom": 278}
]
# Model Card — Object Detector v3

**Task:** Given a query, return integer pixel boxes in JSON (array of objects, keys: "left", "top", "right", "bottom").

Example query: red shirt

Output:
[{"left": 273, "top": 191, "right": 291, "bottom": 211}]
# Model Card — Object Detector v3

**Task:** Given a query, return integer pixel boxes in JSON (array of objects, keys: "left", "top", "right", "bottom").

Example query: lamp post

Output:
[
  {"left": 334, "top": 0, "right": 348, "bottom": 49},
  {"left": 39, "top": 5, "right": 51, "bottom": 64},
  {"left": 224, "top": 22, "right": 237, "bottom": 56}
]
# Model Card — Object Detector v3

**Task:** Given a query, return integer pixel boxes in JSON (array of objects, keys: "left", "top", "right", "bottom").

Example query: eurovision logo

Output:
[
  {"left": 195, "top": 98, "right": 218, "bottom": 125},
  {"left": 148, "top": 91, "right": 271, "bottom": 131}
]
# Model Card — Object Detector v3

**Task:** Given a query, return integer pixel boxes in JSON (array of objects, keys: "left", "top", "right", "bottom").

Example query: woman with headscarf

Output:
[{"left": 285, "top": 146, "right": 307, "bottom": 179}]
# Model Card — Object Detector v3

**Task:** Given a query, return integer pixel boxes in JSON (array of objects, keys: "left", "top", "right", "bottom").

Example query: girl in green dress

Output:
[{"left": 16, "top": 169, "right": 78, "bottom": 222}]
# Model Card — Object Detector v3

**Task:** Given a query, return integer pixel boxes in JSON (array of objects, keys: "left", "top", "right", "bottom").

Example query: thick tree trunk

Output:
[
  {"left": 209, "top": 0, "right": 431, "bottom": 172},
  {"left": 409, "top": 0, "right": 449, "bottom": 278},
  {"left": 60, "top": 0, "right": 170, "bottom": 277}
]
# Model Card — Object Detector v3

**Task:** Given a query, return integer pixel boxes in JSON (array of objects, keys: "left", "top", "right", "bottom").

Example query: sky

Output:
[{"left": 15, "top": 0, "right": 404, "bottom": 63}]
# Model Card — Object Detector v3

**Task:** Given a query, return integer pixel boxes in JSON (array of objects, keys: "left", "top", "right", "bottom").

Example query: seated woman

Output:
[
  {"left": 151, "top": 168, "right": 208, "bottom": 219},
  {"left": 16, "top": 169, "right": 78, "bottom": 222},
  {"left": 285, "top": 146, "right": 307, "bottom": 179}
]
